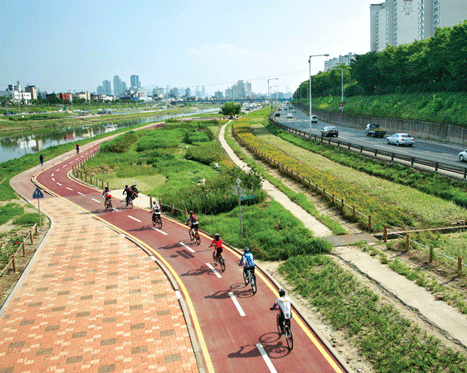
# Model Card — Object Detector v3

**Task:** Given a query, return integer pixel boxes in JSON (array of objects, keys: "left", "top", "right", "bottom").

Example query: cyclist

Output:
[
  {"left": 186, "top": 211, "right": 199, "bottom": 236},
  {"left": 123, "top": 185, "right": 134, "bottom": 207},
  {"left": 76, "top": 144, "right": 80, "bottom": 154},
  {"left": 130, "top": 182, "right": 139, "bottom": 197},
  {"left": 102, "top": 186, "right": 111, "bottom": 205},
  {"left": 150, "top": 199, "right": 161, "bottom": 221},
  {"left": 210, "top": 233, "right": 223, "bottom": 266},
  {"left": 238, "top": 247, "right": 255, "bottom": 278},
  {"left": 270, "top": 289, "right": 292, "bottom": 333}
]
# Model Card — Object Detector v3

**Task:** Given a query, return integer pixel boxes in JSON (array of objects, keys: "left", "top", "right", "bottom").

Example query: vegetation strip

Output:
[
  {"left": 280, "top": 255, "right": 467, "bottom": 372},
  {"left": 232, "top": 114, "right": 414, "bottom": 232}
]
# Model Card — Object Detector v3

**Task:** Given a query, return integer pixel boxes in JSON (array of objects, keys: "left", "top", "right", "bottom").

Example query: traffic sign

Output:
[
  {"left": 241, "top": 194, "right": 255, "bottom": 201},
  {"left": 339, "top": 102, "right": 344, "bottom": 108},
  {"left": 33, "top": 187, "right": 44, "bottom": 199},
  {"left": 231, "top": 185, "right": 247, "bottom": 194}
]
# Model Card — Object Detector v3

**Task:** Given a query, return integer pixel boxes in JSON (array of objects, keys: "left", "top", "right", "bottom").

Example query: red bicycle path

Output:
[{"left": 34, "top": 144, "right": 347, "bottom": 373}]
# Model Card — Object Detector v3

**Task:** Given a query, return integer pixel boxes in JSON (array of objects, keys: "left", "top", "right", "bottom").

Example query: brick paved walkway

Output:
[{"left": 1, "top": 155, "right": 199, "bottom": 373}]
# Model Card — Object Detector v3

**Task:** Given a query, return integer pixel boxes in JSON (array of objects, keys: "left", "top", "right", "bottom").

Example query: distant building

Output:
[
  {"left": 131, "top": 75, "right": 141, "bottom": 90},
  {"left": 371, "top": 0, "right": 467, "bottom": 52},
  {"left": 185, "top": 87, "right": 191, "bottom": 98},
  {"left": 214, "top": 91, "right": 223, "bottom": 99},
  {"left": 59, "top": 92, "right": 72, "bottom": 102},
  {"left": 73, "top": 91, "right": 90, "bottom": 101},
  {"left": 102, "top": 80, "right": 112, "bottom": 96},
  {"left": 419, "top": 0, "right": 467, "bottom": 39},
  {"left": 324, "top": 53, "right": 355, "bottom": 71},
  {"left": 25, "top": 85, "right": 37, "bottom": 100},
  {"left": 113, "top": 75, "right": 125, "bottom": 96},
  {"left": 97, "top": 86, "right": 103, "bottom": 95}
]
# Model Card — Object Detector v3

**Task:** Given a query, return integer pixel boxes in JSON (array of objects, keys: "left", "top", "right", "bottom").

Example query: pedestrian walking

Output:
[
  {"left": 76, "top": 144, "right": 80, "bottom": 154},
  {"left": 39, "top": 154, "right": 44, "bottom": 166}
]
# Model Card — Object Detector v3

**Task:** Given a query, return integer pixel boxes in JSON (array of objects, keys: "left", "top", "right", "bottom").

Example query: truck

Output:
[{"left": 365, "top": 123, "right": 386, "bottom": 138}]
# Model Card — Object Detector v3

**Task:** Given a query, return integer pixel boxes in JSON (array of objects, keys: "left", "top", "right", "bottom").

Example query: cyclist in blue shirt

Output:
[{"left": 238, "top": 247, "right": 255, "bottom": 277}]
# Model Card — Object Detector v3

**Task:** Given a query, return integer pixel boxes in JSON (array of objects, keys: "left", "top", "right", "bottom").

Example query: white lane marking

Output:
[
  {"left": 179, "top": 242, "right": 195, "bottom": 253},
  {"left": 175, "top": 290, "right": 182, "bottom": 299},
  {"left": 77, "top": 192, "right": 85, "bottom": 196},
  {"left": 51, "top": 173, "right": 54, "bottom": 177},
  {"left": 52, "top": 178, "right": 55, "bottom": 182},
  {"left": 56, "top": 182, "right": 62, "bottom": 186},
  {"left": 91, "top": 198, "right": 100, "bottom": 203},
  {"left": 56, "top": 169, "right": 60, "bottom": 172},
  {"left": 150, "top": 255, "right": 156, "bottom": 261},
  {"left": 206, "top": 263, "right": 222, "bottom": 278},
  {"left": 66, "top": 187, "right": 73, "bottom": 191},
  {"left": 152, "top": 227, "right": 167, "bottom": 235},
  {"left": 62, "top": 166, "right": 67, "bottom": 169},
  {"left": 256, "top": 344, "right": 277, "bottom": 373},
  {"left": 128, "top": 215, "right": 141, "bottom": 223},
  {"left": 229, "top": 292, "right": 245, "bottom": 316},
  {"left": 113, "top": 208, "right": 119, "bottom": 212}
]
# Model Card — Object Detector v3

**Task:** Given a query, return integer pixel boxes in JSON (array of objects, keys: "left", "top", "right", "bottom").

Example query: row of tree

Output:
[{"left": 294, "top": 20, "right": 467, "bottom": 99}]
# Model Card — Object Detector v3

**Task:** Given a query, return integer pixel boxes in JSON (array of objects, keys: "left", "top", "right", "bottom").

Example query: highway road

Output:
[
  {"left": 274, "top": 105, "right": 467, "bottom": 168},
  {"left": 33, "top": 145, "right": 347, "bottom": 373}
]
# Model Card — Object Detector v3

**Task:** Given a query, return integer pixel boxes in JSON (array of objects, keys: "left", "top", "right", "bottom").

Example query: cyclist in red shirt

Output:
[
  {"left": 210, "top": 233, "right": 223, "bottom": 266},
  {"left": 186, "top": 211, "right": 199, "bottom": 235}
]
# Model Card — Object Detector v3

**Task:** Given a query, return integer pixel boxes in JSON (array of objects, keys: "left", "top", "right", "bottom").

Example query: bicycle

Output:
[
  {"left": 212, "top": 250, "right": 226, "bottom": 272},
  {"left": 276, "top": 313, "right": 293, "bottom": 350},
  {"left": 243, "top": 268, "right": 257, "bottom": 294},
  {"left": 188, "top": 228, "right": 201, "bottom": 245},
  {"left": 152, "top": 213, "right": 162, "bottom": 229},
  {"left": 104, "top": 197, "right": 113, "bottom": 211}
]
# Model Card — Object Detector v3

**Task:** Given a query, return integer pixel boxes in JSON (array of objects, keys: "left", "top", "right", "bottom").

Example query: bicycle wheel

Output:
[
  {"left": 108, "top": 201, "right": 113, "bottom": 211},
  {"left": 251, "top": 274, "right": 257, "bottom": 294},
  {"left": 220, "top": 258, "right": 225, "bottom": 272},
  {"left": 156, "top": 217, "right": 162, "bottom": 230},
  {"left": 276, "top": 314, "right": 282, "bottom": 335},
  {"left": 129, "top": 199, "right": 133, "bottom": 209},
  {"left": 195, "top": 233, "right": 201, "bottom": 245},
  {"left": 212, "top": 250, "right": 216, "bottom": 262},
  {"left": 189, "top": 229, "right": 194, "bottom": 241},
  {"left": 152, "top": 215, "right": 156, "bottom": 226}
]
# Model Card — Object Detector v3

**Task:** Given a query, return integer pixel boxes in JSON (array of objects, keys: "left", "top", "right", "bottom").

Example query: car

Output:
[
  {"left": 321, "top": 126, "right": 339, "bottom": 137},
  {"left": 286, "top": 113, "right": 293, "bottom": 119},
  {"left": 275, "top": 112, "right": 280, "bottom": 117},
  {"left": 386, "top": 133, "right": 414, "bottom": 146},
  {"left": 311, "top": 115, "right": 318, "bottom": 123},
  {"left": 459, "top": 150, "right": 467, "bottom": 162}
]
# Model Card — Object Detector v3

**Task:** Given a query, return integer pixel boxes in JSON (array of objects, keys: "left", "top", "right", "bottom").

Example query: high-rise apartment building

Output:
[
  {"left": 113, "top": 75, "right": 123, "bottom": 96},
  {"left": 324, "top": 52, "right": 355, "bottom": 71},
  {"left": 102, "top": 80, "right": 112, "bottom": 96},
  {"left": 370, "top": 0, "right": 419, "bottom": 52},
  {"left": 224, "top": 80, "right": 252, "bottom": 99},
  {"left": 131, "top": 75, "right": 141, "bottom": 90},
  {"left": 371, "top": 0, "right": 467, "bottom": 52},
  {"left": 419, "top": 0, "right": 467, "bottom": 39}
]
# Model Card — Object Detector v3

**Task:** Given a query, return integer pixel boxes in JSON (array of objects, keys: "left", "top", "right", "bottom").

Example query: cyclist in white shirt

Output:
[
  {"left": 270, "top": 289, "right": 292, "bottom": 332},
  {"left": 150, "top": 200, "right": 161, "bottom": 220}
]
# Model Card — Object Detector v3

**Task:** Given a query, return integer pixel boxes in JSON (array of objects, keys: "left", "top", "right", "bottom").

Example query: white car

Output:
[
  {"left": 386, "top": 133, "right": 414, "bottom": 147},
  {"left": 286, "top": 113, "right": 293, "bottom": 119},
  {"left": 459, "top": 150, "right": 467, "bottom": 162},
  {"left": 311, "top": 115, "right": 318, "bottom": 123}
]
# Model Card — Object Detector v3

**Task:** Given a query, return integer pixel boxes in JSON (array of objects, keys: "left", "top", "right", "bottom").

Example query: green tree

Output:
[
  {"left": 221, "top": 102, "right": 241, "bottom": 118},
  {"left": 350, "top": 52, "right": 381, "bottom": 94},
  {"left": 447, "top": 21, "right": 467, "bottom": 82}
]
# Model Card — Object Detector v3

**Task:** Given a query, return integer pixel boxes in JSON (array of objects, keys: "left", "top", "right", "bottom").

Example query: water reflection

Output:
[{"left": 0, "top": 109, "right": 217, "bottom": 164}]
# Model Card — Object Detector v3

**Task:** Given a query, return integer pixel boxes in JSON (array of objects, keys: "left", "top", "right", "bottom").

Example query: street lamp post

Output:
[
  {"left": 308, "top": 54, "right": 329, "bottom": 136},
  {"left": 268, "top": 78, "right": 278, "bottom": 115},
  {"left": 337, "top": 68, "right": 344, "bottom": 109}
]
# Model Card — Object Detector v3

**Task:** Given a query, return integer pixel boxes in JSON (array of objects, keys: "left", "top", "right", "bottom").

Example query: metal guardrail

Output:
[{"left": 271, "top": 118, "right": 467, "bottom": 179}]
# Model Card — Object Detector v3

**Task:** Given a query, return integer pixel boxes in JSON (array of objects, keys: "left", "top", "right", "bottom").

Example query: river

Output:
[{"left": 0, "top": 108, "right": 218, "bottom": 164}]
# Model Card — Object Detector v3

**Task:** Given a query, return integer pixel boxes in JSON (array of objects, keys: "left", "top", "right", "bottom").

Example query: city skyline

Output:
[{"left": 2, "top": 0, "right": 379, "bottom": 95}]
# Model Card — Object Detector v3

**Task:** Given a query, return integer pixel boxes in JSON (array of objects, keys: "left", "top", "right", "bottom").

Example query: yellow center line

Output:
[{"left": 33, "top": 171, "right": 216, "bottom": 373}]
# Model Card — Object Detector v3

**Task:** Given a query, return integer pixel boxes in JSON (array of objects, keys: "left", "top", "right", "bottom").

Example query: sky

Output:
[{"left": 0, "top": 0, "right": 377, "bottom": 96}]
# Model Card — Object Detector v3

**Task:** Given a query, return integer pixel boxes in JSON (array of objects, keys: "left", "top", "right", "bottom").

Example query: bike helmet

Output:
[
  {"left": 279, "top": 289, "right": 286, "bottom": 297},
  {"left": 243, "top": 247, "right": 250, "bottom": 253},
  {"left": 189, "top": 210, "right": 194, "bottom": 214},
  {"left": 105, "top": 186, "right": 109, "bottom": 191},
  {"left": 214, "top": 233, "right": 220, "bottom": 239}
]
